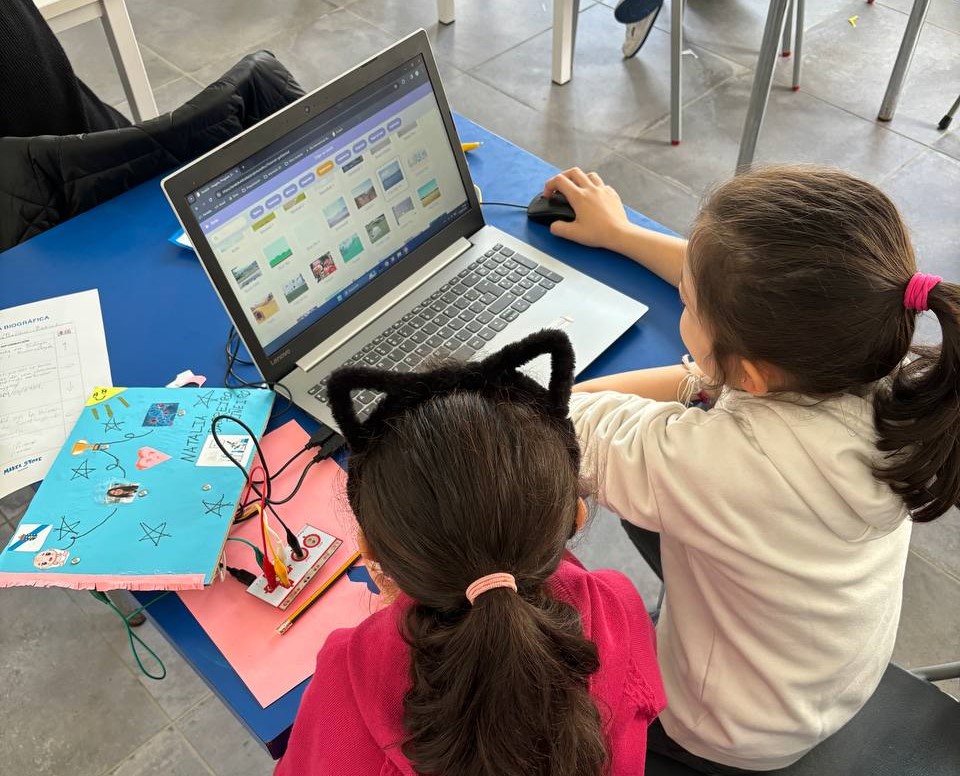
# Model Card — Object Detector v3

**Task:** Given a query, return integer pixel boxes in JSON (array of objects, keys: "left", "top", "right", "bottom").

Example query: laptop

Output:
[{"left": 162, "top": 30, "right": 647, "bottom": 430}]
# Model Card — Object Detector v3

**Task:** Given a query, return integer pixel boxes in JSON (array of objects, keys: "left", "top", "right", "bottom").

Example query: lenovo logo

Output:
[{"left": 271, "top": 349, "right": 291, "bottom": 365}]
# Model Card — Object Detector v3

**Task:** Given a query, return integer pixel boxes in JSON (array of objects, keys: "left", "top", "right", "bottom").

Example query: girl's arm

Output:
[
  {"left": 542, "top": 168, "right": 687, "bottom": 287},
  {"left": 574, "top": 364, "right": 689, "bottom": 402}
]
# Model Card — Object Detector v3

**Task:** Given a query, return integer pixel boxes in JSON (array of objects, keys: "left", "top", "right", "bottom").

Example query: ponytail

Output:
[
  {"left": 874, "top": 281, "right": 960, "bottom": 521},
  {"left": 402, "top": 586, "right": 606, "bottom": 776}
]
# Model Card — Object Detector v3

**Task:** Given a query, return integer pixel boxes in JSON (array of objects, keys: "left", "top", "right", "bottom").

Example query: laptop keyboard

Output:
[{"left": 309, "top": 243, "right": 564, "bottom": 417}]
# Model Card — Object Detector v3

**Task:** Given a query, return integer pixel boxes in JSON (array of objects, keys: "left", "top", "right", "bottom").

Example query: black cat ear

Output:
[
  {"left": 479, "top": 329, "right": 576, "bottom": 417},
  {"left": 327, "top": 366, "right": 418, "bottom": 452}
]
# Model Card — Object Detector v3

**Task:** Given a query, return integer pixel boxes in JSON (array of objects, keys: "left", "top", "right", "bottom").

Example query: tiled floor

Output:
[{"left": 3, "top": 1, "right": 958, "bottom": 774}]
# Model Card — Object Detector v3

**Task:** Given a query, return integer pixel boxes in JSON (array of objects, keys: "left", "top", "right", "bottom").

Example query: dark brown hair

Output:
[
  {"left": 687, "top": 164, "right": 959, "bottom": 521},
  {"left": 328, "top": 333, "right": 606, "bottom": 776}
]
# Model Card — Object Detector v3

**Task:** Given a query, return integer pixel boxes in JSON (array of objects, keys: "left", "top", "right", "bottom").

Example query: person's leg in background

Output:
[
  {"left": 614, "top": 0, "right": 665, "bottom": 59},
  {"left": 0, "top": 0, "right": 129, "bottom": 137}
]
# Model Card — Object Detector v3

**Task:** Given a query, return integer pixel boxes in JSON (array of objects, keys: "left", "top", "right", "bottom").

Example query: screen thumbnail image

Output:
[
  {"left": 377, "top": 159, "right": 405, "bottom": 192},
  {"left": 230, "top": 260, "right": 262, "bottom": 289},
  {"left": 391, "top": 196, "right": 415, "bottom": 227},
  {"left": 365, "top": 213, "right": 391, "bottom": 245},
  {"left": 339, "top": 233, "right": 364, "bottom": 263},
  {"left": 407, "top": 147, "right": 429, "bottom": 172},
  {"left": 417, "top": 178, "right": 440, "bottom": 207},
  {"left": 310, "top": 252, "right": 338, "bottom": 282},
  {"left": 351, "top": 178, "right": 379, "bottom": 210},
  {"left": 263, "top": 236, "right": 293, "bottom": 268},
  {"left": 323, "top": 196, "right": 350, "bottom": 229},
  {"left": 250, "top": 293, "right": 280, "bottom": 324},
  {"left": 283, "top": 274, "right": 309, "bottom": 303}
]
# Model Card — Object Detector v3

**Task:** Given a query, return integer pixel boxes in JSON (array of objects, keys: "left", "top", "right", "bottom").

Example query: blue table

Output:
[{"left": 0, "top": 115, "right": 684, "bottom": 757}]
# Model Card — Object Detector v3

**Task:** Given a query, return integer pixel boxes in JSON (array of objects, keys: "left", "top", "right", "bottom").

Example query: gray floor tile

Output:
[
  {"left": 189, "top": 7, "right": 403, "bottom": 93},
  {"left": 125, "top": 0, "right": 338, "bottom": 74},
  {"left": 472, "top": 4, "right": 747, "bottom": 143},
  {"left": 68, "top": 589, "right": 213, "bottom": 721},
  {"left": 0, "top": 587, "right": 167, "bottom": 776},
  {"left": 444, "top": 70, "right": 614, "bottom": 172},
  {"left": 571, "top": 505, "right": 664, "bottom": 606},
  {"left": 107, "top": 726, "right": 215, "bottom": 776},
  {"left": 176, "top": 695, "right": 276, "bottom": 776},
  {"left": 892, "top": 550, "right": 960, "bottom": 699},
  {"left": 348, "top": 0, "right": 594, "bottom": 72},
  {"left": 777, "top": 0, "right": 960, "bottom": 150},
  {"left": 0, "top": 484, "right": 35, "bottom": 526},
  {"left": 591, "top": 151, "right": 701, "bottom": 234},
  {"left": 57, "top": 22, "right": 182, "bottom": 108},
  {"left": 618, "top": 72, "right": 925, "bottom": 195},
  {"left": 910, "top": 508, "right": 960, "bottom": 587},
  {"left": 934, "top": 120, "right": 960, "bottom": 159},
  {"left": 879, "top": 0, "right": 960, "bottom": 35},
  {"left": 645, "top": 0, "right": 847, "bottom": 67}
]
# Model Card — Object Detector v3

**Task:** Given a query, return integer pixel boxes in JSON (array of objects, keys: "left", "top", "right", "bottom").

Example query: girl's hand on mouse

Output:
[{"left": 542, "top": 168, "right": 630, "bottom": 250}]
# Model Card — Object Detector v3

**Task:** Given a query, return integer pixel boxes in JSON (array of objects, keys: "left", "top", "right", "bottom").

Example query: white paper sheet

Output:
[{"left": 0, "top": 290, "right": 112, "bottom": 498}]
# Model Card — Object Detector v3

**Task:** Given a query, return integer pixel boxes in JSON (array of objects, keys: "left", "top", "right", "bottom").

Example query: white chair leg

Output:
[
  {"left": 100, "top": 0, "right": 158, "bottom": 122},
  {"left": 736, "top": 0, "right": 791, "bottom": 172},
  {"left": 552, "top": 0, "right": 580, "bottom": 85},
  {"left": 781, "top": 0, "right": 793, "bottom": 56},
  {"left": 670, "top": 0, "right": 684, "bottom": 145},
  {"left": 437, "top": 0, "right": 455, "bottom": 25},
  {"left": 878, "top": 0, "right": 931, "bottom": 121},
  {"left": 792, "top": 0, "right": 804, "bottom": 90}
]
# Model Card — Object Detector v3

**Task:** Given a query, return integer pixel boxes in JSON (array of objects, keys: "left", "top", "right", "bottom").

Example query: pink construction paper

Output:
[
  {"left": 0, "top": 572, "right": 205, "bottom": 591},
  {"left": 178, "top": 420, "right": 381, "bottom": 707}
]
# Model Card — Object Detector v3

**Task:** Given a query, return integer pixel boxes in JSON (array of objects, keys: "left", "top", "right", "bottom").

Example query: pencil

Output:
[
  {"left": 461, "top": 141, "right": 482, "bottom": 152},
  {"left": 276, "top": 551, "right": 362, "bottom": 635}
]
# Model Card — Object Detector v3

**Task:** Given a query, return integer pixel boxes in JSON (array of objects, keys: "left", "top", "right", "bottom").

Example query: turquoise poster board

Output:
[{"left": 0, "top": 387, "right": 273, "bottom": 591}]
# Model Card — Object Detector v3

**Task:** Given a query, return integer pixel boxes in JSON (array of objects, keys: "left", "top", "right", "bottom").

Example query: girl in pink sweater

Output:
[{"left": 276, "top": 331, "right": 666, "bottom": 776}]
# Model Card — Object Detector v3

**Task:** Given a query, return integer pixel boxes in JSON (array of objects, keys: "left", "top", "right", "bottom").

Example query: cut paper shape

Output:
[
  {"left": 6, "top": 524, "right": 52, "bottom": 553},
  {"left": 347, "top": 564, "right": 380, "bottom": 594},
  {"left": 142, "top": 402, "right": 179, "bottom": 427},
  {"left": 196, "top": 434, "right": 252, "bottom": 467},
  {"left": 34, "top": 548, "right": 69, "bottom": 569},
  {"left": 136, "top": 447, "right": 171, "bottom": 470},
  {"left": 86, "top": 386, "right": 127, "bottom": 406},
  {"left": 166, "top": 370, "right": 208, "bottom": 388}
]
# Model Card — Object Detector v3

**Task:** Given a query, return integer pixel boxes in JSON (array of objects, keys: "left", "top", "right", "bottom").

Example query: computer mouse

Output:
[{"left": 527, "top": 192, "right": 576, "bottom": 226}]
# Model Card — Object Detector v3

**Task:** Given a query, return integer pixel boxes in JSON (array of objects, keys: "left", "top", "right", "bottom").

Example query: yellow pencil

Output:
[
  {"left": 461, "top": 141, "right": 483, "bottom": 152},
  {"left": 276, "top": 551, "right": 362, "bottom": 635}
]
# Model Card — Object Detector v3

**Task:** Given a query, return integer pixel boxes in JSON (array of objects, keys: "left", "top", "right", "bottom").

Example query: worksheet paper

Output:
[{"left": 0, "top": 290, "right": 111, "bottom": 499}]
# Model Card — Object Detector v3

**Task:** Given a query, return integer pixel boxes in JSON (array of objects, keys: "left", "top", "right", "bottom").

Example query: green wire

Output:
[
  {"left": 226, "top": 536, "right": 265, "bottom": 565},
  {"left": 90, "top": 591, "right": 171, "bottom": 680}
]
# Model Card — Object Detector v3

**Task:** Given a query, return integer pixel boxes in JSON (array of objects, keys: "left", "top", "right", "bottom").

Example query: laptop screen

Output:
[{"left": 183, "top": 55, "right": 470, "bottom": 357}]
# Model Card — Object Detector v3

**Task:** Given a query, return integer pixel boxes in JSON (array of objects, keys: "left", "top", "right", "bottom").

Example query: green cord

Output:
[
  {"left": 226, "top": 536, "right": 265, "bottom": 565},
  {"left": 90, "top": 591, "right": 171, "bottom": 681}
]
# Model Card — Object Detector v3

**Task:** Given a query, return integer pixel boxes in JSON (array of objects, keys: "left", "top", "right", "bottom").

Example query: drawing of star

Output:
[
  {"left": 138, "top": 521, "right": 171, "bottom": 547},
  {"left": 193, "top": 391, "right": 217, "bottom": 409},
  {"left": 102, "top": 418, "right": 124, "bottom": 433},
  {"left": 55, "top": 516, "right": 80, "bottom": 541},
  {"left": 202, "top": 494, "right": 230, "bottom": 518},
  {"left": 70, "top": 460, "right": 95, "bottom": 480}
]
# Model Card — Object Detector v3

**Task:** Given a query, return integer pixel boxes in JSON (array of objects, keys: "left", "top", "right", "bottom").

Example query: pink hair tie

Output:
[
  {"left": 465, "top": 572, "right": 517, "bottom": 605},
  {"left": 904, "top": 272, "right": 942, "bottom": 312}
]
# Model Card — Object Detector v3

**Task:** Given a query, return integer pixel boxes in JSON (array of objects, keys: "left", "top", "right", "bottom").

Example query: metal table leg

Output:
[
  {"left": 878, "top": 0, "right": 931, "bottom": 121},
  {"left": 671, "top": 0, "right": 684, "bottom": 145},
  {"left": 736, "top": 0, "right": 791, "bottom": 172}
]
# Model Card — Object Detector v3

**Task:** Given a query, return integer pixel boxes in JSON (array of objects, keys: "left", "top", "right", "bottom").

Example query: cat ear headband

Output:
[{"left": 327, "top": 329, "right": 577, "bottom": 457}]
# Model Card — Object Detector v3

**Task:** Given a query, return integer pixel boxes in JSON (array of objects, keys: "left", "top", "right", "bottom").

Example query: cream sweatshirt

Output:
[{"left": 570, "top": 388, "right": 912, "bottom": 771}]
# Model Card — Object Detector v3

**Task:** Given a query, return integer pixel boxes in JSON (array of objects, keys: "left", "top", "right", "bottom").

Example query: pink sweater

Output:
[{"left": 276, "top": 559, "right": 666, "bottom": 776}]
